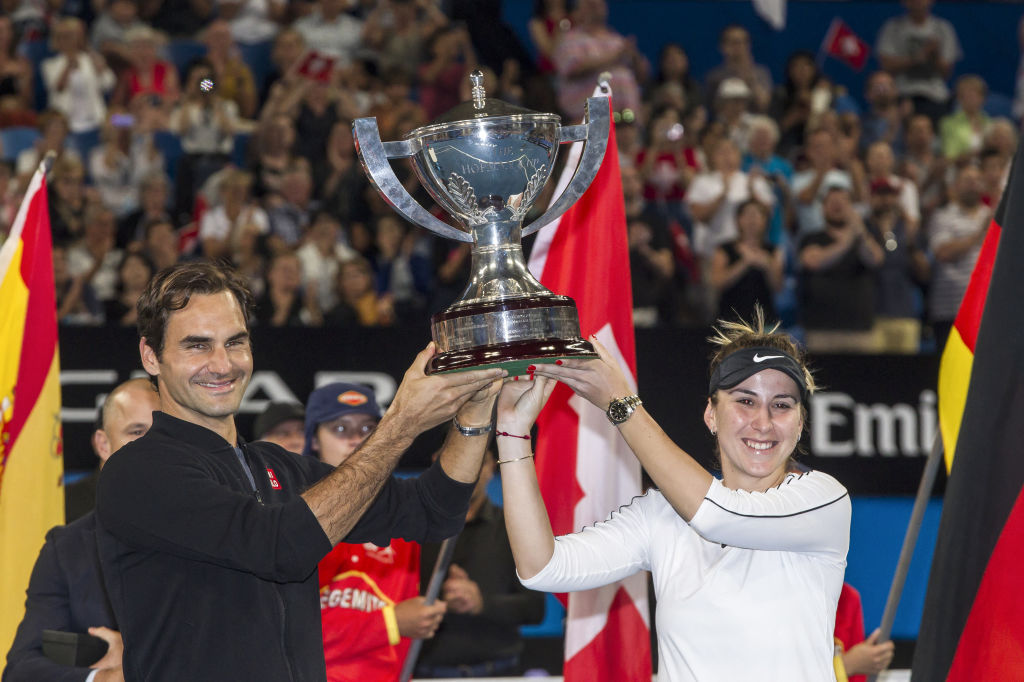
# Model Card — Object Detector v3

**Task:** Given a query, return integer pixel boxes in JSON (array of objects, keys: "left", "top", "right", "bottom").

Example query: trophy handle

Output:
[
  {"left": 521, "top": 97, "right": 610, "bottom": 237},
  {"left": 352, "top": 118, "right": 474, "bottom": 243}
]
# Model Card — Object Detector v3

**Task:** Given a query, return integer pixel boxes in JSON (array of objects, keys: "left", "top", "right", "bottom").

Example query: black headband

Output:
[{"left": 709, "top": 346, "right": 808, "bottom": 403}]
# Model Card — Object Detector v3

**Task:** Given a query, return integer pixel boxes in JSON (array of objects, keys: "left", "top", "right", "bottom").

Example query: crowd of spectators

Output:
[{"left": 0, "top": 0, "right": 1016, "bottom": 354}]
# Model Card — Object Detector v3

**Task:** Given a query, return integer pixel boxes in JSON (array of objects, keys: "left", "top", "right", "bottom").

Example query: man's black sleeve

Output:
[
  {"left": 342, "top": 461, "right": 474, "bottom": 547},
  {"left": 97, "top": 448, "right": 332, "bottom": 584}
]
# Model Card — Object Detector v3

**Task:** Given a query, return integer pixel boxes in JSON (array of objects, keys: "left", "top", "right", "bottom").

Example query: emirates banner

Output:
[{"left": 58, "top": 326, "right": 941, "bottom": 496}]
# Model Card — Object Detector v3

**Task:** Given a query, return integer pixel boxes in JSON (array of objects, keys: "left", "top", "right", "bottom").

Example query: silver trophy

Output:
[{"left": 353, "top": 72, "right": 609, "bottom": 374}]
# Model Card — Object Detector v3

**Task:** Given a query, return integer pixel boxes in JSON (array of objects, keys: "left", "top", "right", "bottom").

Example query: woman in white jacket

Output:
[{"left": 495, "top": 312, "right": 851, "bottom": 681}]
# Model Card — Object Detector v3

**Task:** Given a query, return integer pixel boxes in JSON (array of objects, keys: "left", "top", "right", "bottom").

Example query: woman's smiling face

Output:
[{"left": 705, "top": 368, "right": 803, "bottom": 491}]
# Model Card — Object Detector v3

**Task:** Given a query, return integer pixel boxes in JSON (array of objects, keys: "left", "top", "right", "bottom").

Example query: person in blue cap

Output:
[
  {"left": 305, "top": 382, "right": 444, "bottom": 682},
  {"left": 302, "top": 383, "right": 384, "bottom": 466}
]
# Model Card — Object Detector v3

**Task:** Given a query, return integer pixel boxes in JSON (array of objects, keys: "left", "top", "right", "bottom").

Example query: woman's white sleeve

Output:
[
  {"left": 520, "top": 493, "right": 652, "bottom": 593},
  {"left": 688, "top": 471, "right": 850, "bottom": 560}
]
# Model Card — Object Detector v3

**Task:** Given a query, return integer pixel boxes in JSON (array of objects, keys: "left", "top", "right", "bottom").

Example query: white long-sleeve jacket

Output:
[{"left": 522, "top": 470, "right": 851, "bottom": 682}]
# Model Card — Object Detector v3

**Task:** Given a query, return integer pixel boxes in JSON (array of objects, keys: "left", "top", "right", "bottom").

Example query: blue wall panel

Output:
[{"left": 503, "top": 1, "right": 1022, "bottom": 108}]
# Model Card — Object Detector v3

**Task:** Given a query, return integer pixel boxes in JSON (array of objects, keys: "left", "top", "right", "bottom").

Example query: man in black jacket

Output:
[
  {"left": 94, "top": 262, "right": 505, "bottom": 682},
  {"left": 5, "top": 378, "right": 160, "bottom": 682}
]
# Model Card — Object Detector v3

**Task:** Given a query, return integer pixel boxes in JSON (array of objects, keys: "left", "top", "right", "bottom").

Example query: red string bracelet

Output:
[{"left": 496, "top": 430, "right": 530, "bottom": 440}]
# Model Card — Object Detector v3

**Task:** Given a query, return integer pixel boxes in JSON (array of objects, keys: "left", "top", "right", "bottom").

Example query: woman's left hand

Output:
[
  {"left": 531, "top": 337, "right": 634, "bottom": 411},
  {"left": 497, "top": 374, "right": 556, "bottom": 434}
]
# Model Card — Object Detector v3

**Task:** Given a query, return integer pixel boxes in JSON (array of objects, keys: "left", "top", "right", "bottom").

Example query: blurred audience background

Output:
[{"left": 0, "top": 0, "right": 1016, "bottom": 356}]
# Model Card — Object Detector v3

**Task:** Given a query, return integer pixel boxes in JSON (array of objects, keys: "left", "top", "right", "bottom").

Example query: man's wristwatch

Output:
[{"left": 606, "top": 394, "right": 642, "bottom": 425}]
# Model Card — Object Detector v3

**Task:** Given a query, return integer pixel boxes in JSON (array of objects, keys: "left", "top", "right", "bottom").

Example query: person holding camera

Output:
[{"left": 169, "top": 59, "right": 244, "bottom": 222}]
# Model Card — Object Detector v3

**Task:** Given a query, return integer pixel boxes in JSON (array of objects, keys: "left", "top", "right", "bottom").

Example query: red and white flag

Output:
[
  {"left": 297, "top": 50, "right": 336, "bottom": 83},
  {"left": 527, "top": 94, "right": 652, "bottom": 681},
  {"left": 821, "top": 18, "right": 870, "bottom": 71}
]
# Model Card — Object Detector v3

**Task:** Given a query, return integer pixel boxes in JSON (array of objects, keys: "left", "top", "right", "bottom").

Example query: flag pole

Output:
[
  {"left": 817, "top": 18, "right": 839, "bottom": 70},
  {"left": 398, "top": 535, "right": 459, "bottom": 682},
  {"left": 40, "top": 150, "right": 56, "bottom": 176},
  {"left": 866, "top": 431, "right": 944, "bottom": 682}
]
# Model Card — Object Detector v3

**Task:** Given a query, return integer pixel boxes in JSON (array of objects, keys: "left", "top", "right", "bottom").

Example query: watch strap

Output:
[{"left": 453, "top": 415, "right": 494, "bottom": 437}]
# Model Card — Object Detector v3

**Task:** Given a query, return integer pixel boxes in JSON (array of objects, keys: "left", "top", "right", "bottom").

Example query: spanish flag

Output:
[
  {"left": 912, "top": 155, "right": 1024, "bottom": 677},
  {"left": 0, "top": 161, "right": 64, "bottom": 655}
]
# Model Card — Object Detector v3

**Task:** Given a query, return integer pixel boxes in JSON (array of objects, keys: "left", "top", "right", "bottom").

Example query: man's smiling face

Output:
[{"left": 141, "top": 291, "right": 253, "bottom": 434}]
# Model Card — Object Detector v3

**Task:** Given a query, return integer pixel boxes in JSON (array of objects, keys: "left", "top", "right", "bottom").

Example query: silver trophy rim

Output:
[{"left": 403, "top": 112, "right": 563, "bottom": 144}]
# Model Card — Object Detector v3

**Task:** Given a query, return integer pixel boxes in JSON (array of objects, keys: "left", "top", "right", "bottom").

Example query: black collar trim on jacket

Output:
[{"left": 150, "top": 411, "right": 244, "bottom": 451}]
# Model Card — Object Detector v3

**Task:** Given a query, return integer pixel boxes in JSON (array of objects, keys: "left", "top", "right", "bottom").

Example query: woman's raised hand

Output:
[
  {"left": 497, "top": 374, "right": 556, "bottom": 434},
  {"left": 531, "top": 337, "right": 634, "bottom": 410}
]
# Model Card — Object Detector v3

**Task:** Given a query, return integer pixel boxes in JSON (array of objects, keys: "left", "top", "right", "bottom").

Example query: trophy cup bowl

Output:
[{"left": 353, "top": 72, "right": 610, "bottom": 374}]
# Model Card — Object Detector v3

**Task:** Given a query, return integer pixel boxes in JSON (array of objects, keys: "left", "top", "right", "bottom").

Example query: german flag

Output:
[
  {"left": 912, "top": 155, "right": 1024, "bottom": 677},
  {"left": 0, "top": 162, "right": 64, "bottom": 655},
  {"left": 936, "top": 197, "right": 1001, "bottom": 471}
]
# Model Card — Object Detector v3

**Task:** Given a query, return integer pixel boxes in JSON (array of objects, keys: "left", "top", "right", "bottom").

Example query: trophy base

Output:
[
  {"left": 427, "top": 296, "right": 597, "bottom": 374},
  {"left": 427, "top": 337, "right": 597, "bottom": 375}
]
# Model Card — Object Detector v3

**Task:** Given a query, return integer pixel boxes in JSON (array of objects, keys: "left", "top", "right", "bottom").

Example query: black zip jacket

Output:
[{"left": 95, "top": 411, "right": 472, "bottom": 682}]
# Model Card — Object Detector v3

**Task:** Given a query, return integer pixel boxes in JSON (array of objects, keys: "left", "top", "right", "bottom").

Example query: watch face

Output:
[{"left": 609, "top": 401, "right": 630, "bottom": 423}]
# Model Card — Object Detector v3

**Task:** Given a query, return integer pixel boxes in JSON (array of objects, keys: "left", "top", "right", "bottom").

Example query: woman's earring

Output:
[{"left": 710, "top": 429, "right": 717, "bottom": 436}]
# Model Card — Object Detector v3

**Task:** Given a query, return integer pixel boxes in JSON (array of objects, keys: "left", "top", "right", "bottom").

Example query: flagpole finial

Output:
[
  {"left": 40, "top": 151, "right": 56, "bottom": 176},
  {"left": 597, "top": 72, "right": 612, "bottom": 94}
]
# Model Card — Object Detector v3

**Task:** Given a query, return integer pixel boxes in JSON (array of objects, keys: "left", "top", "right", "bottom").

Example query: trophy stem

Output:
[{"left": 452, "top": 220, "right": 551, "bottom": 307}]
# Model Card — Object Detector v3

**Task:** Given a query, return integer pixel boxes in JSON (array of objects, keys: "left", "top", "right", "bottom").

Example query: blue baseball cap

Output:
[{"left": 302, "top": 382, "right": 382, "bottom": 457}]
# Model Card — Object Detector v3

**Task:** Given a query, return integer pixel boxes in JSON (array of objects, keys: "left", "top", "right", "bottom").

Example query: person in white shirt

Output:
[
  {"left": 292, "top": 0, "right": 365, "bottom": 64},
  {"left": 296, "top": 210, "right": 356, "bottom": 313},
  {"left": 496, "top": 310, "right": 851, "bottom": 682},
  {"left": 928, "top": 164, "right": 990, "bottom": 348},
  {"left": 685, "top": 137, "right": 774, "bottom": 261},
  {"left": 41, "top": 18, "right": 116, "bottom": 155},
  {"left": 876, "top": 0, "right": 961, "bottom": 123},
  {"left": 216, "top": 0, "right": 286, "bottom": 45},
  {"left": 791, "top": 127, "right": 856, "bottom": 237},
  {"left": 198, "top": 169, "right": 270, "bottom": 261}
]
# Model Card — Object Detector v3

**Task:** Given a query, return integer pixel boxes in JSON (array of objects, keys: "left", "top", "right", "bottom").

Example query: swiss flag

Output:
[
  {"left": 527, "top": 94, "right": 652, "bottom": 681},
  {"left": 822, "top": 18, "right": 870, "bottom": 71},
  {"left": 297, "top": 50, "right": 336, "bottom": 83}
]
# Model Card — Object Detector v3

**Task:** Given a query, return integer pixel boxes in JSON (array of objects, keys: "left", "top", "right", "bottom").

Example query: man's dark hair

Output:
[{"left": 137, "top": 261, "right": 254, "bottom": 359}]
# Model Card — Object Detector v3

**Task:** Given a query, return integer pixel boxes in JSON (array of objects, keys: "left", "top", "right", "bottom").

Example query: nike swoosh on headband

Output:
[{"left": 752, "top": 354, "right": 784, "bottom": 362}]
